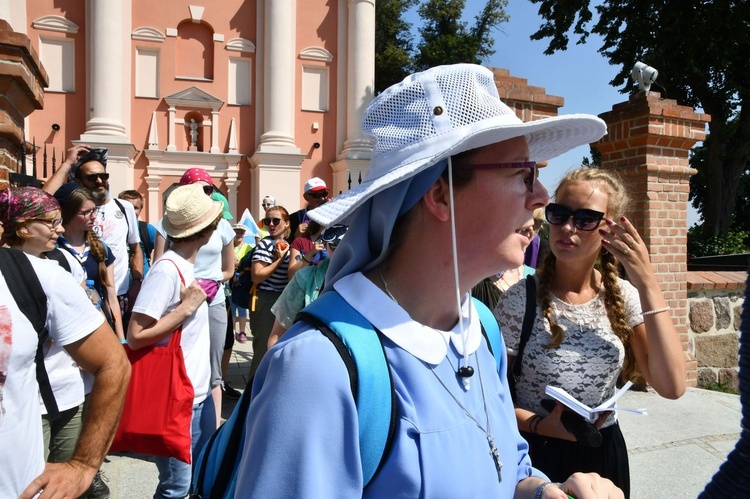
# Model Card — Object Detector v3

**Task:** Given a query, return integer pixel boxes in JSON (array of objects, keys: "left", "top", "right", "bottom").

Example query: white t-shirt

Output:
[
  {"left": 92, "top": 197, "right": 139, "bottom": 295},
  {"left": 155, "top": 218, "right": 234, "bottom": 307},
  {"left": 0, "top": 255, "right": 104, "bottom": 497},
  {"left": 131, "top": 252, "right": 210, "bottom": 404}
]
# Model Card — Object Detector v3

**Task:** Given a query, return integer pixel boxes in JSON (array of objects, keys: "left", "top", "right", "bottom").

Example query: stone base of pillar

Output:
[
  {"left": 82, "top": 119, "right": 128, "bottom": 140},
  {"left": 249, "top": 151, "right": 306, "bottom": 216},
  {"left": 338, "top": 137, "right": 373, "bottom": 162},
  {"left": 331, "top": 158, "right": 370, "bottom": 195}
]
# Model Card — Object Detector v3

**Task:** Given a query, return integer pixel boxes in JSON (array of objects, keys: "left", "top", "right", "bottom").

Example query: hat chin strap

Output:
[{"left": 447, "top": 157, "right": 472, "bottom": 391}]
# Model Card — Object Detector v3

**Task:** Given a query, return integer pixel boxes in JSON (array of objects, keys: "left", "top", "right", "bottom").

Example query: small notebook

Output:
[{"left": 545, "top": 381, "right": 647, "bottom": 423}]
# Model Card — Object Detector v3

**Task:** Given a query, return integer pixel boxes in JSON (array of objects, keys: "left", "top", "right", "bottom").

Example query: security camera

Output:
[
  {"left": 631, "top": 62, "right": 658, "bottom": 91},
  {"left": 51, "top": 123, "right": 60, "bottom": 131}
]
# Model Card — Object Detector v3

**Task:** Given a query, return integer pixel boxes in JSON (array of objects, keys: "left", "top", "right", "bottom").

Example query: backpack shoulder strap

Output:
[
  {"left": 138, "top": 221, "right": 153, "bottom": 259},
  {"left": 0, "top": 248, "right": 59, "bottom": 416},
  {"left": 297, "top": 291, "right": 395, "bottom": 488},
  {"left": 472, "top": 296, "right": 503, "bottom": 375},
  {"left": 113, "top": 198, "right": 131, "bottom": 233},
  {"left": 46, "top": 248, "right": 72, "bottom": 273}
]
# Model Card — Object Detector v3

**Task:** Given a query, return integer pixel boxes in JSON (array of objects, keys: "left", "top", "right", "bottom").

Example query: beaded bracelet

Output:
[
  {"left": 534, "top": 481, "right": 562, "bottom": 499},
  {"left": 642, "top": 306, "right": 671, "bottom": 316}
]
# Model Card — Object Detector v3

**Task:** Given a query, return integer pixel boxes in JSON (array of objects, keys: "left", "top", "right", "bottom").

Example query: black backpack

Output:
[
  {"left": 0, "top": 248, "right": 60, "bottom": 416},
  {"left": 230, "top": 247, "right": 256, "bottom": 309}
]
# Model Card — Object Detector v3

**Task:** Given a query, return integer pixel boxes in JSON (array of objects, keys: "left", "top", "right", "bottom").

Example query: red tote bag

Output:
[{"left": 110, "top": 262, "right": 195, "bottom": 463}]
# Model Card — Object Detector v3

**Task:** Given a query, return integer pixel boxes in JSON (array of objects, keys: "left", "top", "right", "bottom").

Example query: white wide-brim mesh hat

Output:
[
  {"left": 310, "top": 63, "right": 607, "bottom": 226},
  {"left": 162, "top": 183, "right": 224, "bottom": 238}
]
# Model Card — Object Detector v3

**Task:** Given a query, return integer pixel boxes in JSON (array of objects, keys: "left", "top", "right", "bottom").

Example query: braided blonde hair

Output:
[{"left": 537, "top": 167, "right": 639, "bottom": 381}]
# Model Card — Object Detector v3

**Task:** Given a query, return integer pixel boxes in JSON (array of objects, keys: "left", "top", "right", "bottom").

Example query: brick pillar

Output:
[
  {"left": 490, "top": 67, "right": 563, "bottom": 170},
  {"left": 597, "top": 92, "right": 711, "bottom": 387},
  {"left": 0, "top": 20, "right": 47, "bottom": 189},
  {"left": 490, "top": 67, "right": 563, "bottom": 121}
]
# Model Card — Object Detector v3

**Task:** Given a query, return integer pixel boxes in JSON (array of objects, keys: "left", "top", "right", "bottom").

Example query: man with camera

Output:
[{"left": 45, "top": 145, "right": 144, "bottom": 331}]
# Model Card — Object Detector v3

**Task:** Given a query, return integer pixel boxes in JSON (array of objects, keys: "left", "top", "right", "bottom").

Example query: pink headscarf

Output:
[
  {"left": 0, "top": 187, "right": 60, "bottom": 231},
  {"left": 180, "top": 168, "right": 213, "bottom": 186}
]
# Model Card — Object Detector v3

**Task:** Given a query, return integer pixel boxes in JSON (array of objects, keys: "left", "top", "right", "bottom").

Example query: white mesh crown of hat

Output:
[
  {"left": 309, "top": 63, "right": 607, "bottom": 226},
  {"left": 162, "top": 183, "right": 224, "bottom": 238}
]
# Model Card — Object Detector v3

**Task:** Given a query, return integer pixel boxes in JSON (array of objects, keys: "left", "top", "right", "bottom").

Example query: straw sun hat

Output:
[
  {"left": 162, "top": 183, "right": 224, "bottom": 238},
  {"left": 309, "top": 63, "right": 607, "bottom": 227}
]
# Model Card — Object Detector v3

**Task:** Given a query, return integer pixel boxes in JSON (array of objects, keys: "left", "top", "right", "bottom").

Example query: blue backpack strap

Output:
[
  {"left": 472, "top": 296, "right": 502, "bottom": 375},
  {"left": 298, "top": 291, "right": 395, "bottom": 487}
]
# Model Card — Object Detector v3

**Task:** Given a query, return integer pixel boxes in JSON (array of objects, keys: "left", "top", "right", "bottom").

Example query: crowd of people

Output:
[{"left": 2, "top": 62, "right": 734, "bottom": 499}]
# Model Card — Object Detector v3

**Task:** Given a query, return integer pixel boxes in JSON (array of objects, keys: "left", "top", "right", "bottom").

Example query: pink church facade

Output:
[{"left": 5, "top": 0, "right": 375, "bottom": 222}]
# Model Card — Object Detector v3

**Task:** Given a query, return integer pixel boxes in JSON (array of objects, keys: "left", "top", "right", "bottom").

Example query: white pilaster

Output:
[
  {"left": 210, "top": 110, "right": 220, "bottom": 153},
  {"left": 224, "top": 176, "right": 241, "bottom": 219},
  {"left": 167, "top": 106, "right": 177, "bottom": 151},
  {"left": 258, "top": 0, "right": 299, "bottom": 153},
  {"left": 144, "top": 174, "right": 163, "bottom": 223},
  {"left": 0, "top": 0, "right": 27, "bottom": 33},
  {"left": 340, "top": 0, "right": 375, "bottom": 159},
  {"left": 82, "top": 0, "right": 129, "bottom": 140}
]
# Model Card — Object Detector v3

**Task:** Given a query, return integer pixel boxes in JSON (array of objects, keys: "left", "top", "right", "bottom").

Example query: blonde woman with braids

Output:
[
  {"left": 57, "top": 182, "right": 126, "bottom": 341},
  {"left": 493, "top": 167, "right": 686, "bottom": 497}
]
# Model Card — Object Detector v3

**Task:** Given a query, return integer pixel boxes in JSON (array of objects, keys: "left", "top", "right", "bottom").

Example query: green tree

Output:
[
  {"left": 413, "top": 0, "right": 508, "bottom": 71},
  {"left": 374, "top": 0, "right": 509, "bottom": 91},
  {"left": 375, "top": 0, "right": 419, "bottom": 94},
  {"left": 528, "top": 0, "right": 750, "bottom": 239}
]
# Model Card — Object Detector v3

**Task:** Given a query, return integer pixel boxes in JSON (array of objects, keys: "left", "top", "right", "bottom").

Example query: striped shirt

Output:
[{"left": 252, "top": 237, "right": 290, "bottom": 291}]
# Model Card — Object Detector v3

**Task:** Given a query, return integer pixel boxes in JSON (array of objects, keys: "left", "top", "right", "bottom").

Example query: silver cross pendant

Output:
[{"left": 488, "top": 436, "right": 502, "bottom": 482}]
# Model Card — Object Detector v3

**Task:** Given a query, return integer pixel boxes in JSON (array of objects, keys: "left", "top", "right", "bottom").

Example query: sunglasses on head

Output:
[
  {"left": 263, "top": 217, "right": 283, "bottom": 226},
  {"left": 307, "top": 191, "right": 328, "bottom": 199},
  {"left": 84, "top": 173, "right": 110, "bottom": 182},
  {"left": 545, "top": 203, "right": 605, "bottom": 231},
  {"left": 455, "top": 161, "right": 537, "bottom": 192}
]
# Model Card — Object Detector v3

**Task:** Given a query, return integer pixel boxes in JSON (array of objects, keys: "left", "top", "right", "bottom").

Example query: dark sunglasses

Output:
[
  {"left": 455, "top": 161, "right": 537, "bottom": 192},
  {"left": 263, "top": 217, "right": 283, "bottom": 226},
  {"left": 307, "top": 191, "right": 329, "bottom": 199},
  {"left": 202, "top": 185, "right": 213, "bottom": 196},
  {"left": 84, "top": 173, "right": 110, "bottom": 182},
  {"left": 545, "top": 203, "right": 605, "bottom": 231}
]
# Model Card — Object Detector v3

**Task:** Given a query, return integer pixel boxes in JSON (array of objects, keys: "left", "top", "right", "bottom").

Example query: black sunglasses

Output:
[
  {"left": 84, "top": 173, "right": 110, "bottom": 182},
  {"left": 545, "top": 203, "right": 605, "bottom": 231},
  {"left": 202, "top": 185, "right": 213, "bottom": 196},
  {"left": 307, "top": 191, "right": 329, "bottom": 199},
  {"left": 263, "top": 217, "right": 283, "bottom": 226},
  {"left": 455, "top": 161, "right": 537, "bottom": 192}
]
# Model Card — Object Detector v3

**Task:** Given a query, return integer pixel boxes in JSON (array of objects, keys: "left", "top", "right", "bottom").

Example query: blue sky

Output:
[{"left": 406, "top": 1, "right": 700, "bottom": 226}]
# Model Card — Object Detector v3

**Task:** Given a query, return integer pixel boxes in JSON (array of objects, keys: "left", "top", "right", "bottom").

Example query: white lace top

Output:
[{"left": 493, "top": 276, "right": 643, "bottom": 427}]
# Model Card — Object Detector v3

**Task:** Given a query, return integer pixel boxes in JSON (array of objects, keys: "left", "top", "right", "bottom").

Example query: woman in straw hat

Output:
[
  {"left": 235, "top": 64, "right": 622, "bottom": 498},
  {"left": 127, "top": 183, "right": 224, "bottom": 498}
]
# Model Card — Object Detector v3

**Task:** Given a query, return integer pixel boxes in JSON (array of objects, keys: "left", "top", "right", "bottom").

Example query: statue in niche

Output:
[{"left": 189, "top": 119, "right": 199, "bottom": 146}]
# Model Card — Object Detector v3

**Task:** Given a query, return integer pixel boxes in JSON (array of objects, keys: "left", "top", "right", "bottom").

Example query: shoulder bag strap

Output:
[{"left": 512, "top": 274, "right": 537, "bottom": 382}]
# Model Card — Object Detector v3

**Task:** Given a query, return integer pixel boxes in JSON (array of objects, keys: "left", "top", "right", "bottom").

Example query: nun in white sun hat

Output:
[{"left": 235, "top": 64, "right": 622, "bottom": 499}]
